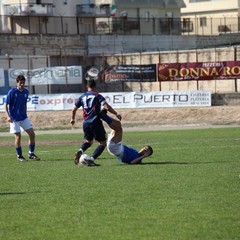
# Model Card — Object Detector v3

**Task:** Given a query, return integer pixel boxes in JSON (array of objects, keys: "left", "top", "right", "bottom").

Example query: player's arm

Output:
[
  {"left": 130, "top": 150, "right": 152, "bottom": 164},
  {"left": 130, "top": 155, "right": 145, "bottom": 164},
  {"left": 3, "top": 102, "right": 12, "bottom": 123},
  {"left": 103, "top": 102, "right": 121, "bottom": 120},
  {"left": 70, "top": 106, "right": 78, "bottom": 125}
]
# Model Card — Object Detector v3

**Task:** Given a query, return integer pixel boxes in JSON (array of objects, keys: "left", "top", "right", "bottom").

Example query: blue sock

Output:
[
  {"left": 16, "top": 147, "right": 22, "bottom": 156},
  {"left": 81, "top": 142, "right": 91, "bottom": 152},
  {"left": 29, "top": 144, "right": 35, "bottom": 154},
  {"left": 92, "top": 145, "right": 105, "bottom": 160}
]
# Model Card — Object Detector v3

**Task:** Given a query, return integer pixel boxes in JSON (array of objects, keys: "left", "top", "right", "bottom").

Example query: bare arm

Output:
[
  {"left": 130, "top": 155, "right": 145, "bottom": 164},
  {"left": 70, "top": 106, "right": 78, "bottom": 125},
  {"left": 130, "top": 151, "right": 151, "bottom": 164},
  {"left": 4, "top": 103, "right": 12, "bottom": 123},
  {"left": 103, "top": 102, "right": 122, "bottom": 120}
]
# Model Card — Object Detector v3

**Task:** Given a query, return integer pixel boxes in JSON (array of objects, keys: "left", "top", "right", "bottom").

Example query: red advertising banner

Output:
[{"left": 158, "top": 61, "right": 240, "bottom": 81}]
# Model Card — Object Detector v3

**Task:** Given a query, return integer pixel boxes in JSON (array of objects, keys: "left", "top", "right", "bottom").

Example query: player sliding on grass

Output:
[{"left": 100, "top": 110, "right": 153, "bottom": 164}]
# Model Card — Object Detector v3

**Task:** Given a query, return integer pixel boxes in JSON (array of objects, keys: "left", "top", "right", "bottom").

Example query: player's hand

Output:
[
  {"left": 7, "top": 117, "right": 13, "bottom": 123},
  {"left": 116, "top": 113, "right": 122, "bottom": 121},
  {"left": 70, "top": 119, "right": 75, "bottom": 125}
]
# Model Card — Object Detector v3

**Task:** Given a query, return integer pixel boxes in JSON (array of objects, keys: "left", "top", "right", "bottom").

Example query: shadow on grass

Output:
[
  {"left": 113, "top": 161, "right": 189, "bottom": 166},
  {"left": 43, "top": 156, "right": 108, "bottom": 162},
  {"left": 142, "top": 161, "right": 189, "bottom": 165},
  {"left": 0, "top": 191, "right": 42, "bottom": 196},
  {"left": 0, "top": 192, "right": 26, "bottom": 195},
  {"left": 141, "top": 161, "right": 233, "bottom": 165},
  {"left": 43, "top": 158, "right": 73, "bottom": 162}
]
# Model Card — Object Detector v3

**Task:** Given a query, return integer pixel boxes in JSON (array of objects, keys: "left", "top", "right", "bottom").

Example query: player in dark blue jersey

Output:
[
  {"left": 70, "top": 68, "right": 121, "bottom": 166},
  {"left": 100, "top": 113, "right": 153, "bottom": 164},
  {"left": 4, "top": 75, "right": 40, "bottom": 162}
]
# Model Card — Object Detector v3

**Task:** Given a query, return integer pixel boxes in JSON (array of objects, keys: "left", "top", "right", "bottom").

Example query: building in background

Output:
[
  {"left": 112, "top": 0, "right": 185, "bottom": 34},
  {"left": 0, "top": 0, "right": 112, "bottom": 34},
  {"left": 0, "top": 0, "right": 186, "bottom": 35},
  {"left": 181, "top": 0, "right": 240, "bottom": 35}
]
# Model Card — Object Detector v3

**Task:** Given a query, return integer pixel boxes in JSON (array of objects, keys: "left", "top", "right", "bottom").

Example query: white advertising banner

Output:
[
  {"left": 8, "top": 66, "right": 83, "bottom": 86},
  {"left": 0, "top": 91, "right": 211, "bottom": 112},
  {"left": 103, "top": 91, "right": 211, "bottom": 108},
  {"left": 0, "top": 69, "right": 4, "bottom": 87}
]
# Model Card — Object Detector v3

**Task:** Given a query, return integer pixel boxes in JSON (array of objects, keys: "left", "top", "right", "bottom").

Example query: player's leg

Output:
[
  {"left": 99, "top": 112, "right": 122, "bottom": 142},
  {"left": 99, "top": 111, "right": 123, "bottom": 157},
  {"left": 10, "top": 121, "right": 26, "bottom": 161},
  {"left": 14, "top": 132, "right": 26, "bottom": 161},
  {"left": 107, "top": 118, "right": 122, "bottom": 144},
  {"left": 22, "top": 117, "right": 40, "bottom": 161},
  {"left": 74, "top": 139, "right": 93, "bottom": 164},
  {"left": 74, "top": 122, "right": 93, "bottom": 164},
  {"left": 88, "top": 120, "right": 107, "bottom": 165},
  {"left": 25, "top": 127, "right": 35, "bottom": 146}
]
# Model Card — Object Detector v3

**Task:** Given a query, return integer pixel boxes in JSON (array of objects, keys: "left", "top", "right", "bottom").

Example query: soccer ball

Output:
[
  {"left": 87, "top": 67, "right": 99, "bottom": 78},
  {"left": 79, "top": 154, "right": 91, "bottom": 164},
  {"left": 85, "top": 67, "right": 99, "bottom": 80}
]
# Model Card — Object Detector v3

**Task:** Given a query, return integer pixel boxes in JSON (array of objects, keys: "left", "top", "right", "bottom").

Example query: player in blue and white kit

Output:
[
  {"left": 100, "top": 112, "right": 153, "bottom": 164},
  {"left": 4, "top": 75, "right": 40, "bottom": 162},
  {"left": 70, "top": 68, "right": 121, "bottom": 166}
]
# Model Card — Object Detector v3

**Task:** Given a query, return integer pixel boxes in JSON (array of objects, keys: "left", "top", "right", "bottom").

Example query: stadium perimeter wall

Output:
[{"left": 95, "top": 46, "right": 240, "bottom": 95}]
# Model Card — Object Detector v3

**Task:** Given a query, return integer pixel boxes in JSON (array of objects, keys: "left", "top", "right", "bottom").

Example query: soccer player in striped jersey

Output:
[{"left": 70, "top": 68, "right": 121, "bottom": 166}]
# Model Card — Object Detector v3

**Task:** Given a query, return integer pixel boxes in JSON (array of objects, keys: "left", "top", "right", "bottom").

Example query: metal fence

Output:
[{"left": 0, "top": 15, "right": 239, "bottom": 36}]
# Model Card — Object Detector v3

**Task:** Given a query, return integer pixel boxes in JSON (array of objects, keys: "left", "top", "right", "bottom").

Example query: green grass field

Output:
[{"left": 0, "top": 127, "right": 240, "bottom": 240}]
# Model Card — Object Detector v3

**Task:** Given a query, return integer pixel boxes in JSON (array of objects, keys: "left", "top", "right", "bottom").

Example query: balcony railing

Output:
[
  {"left": 76, "top": 4, "right": 110, "bottom": 16},
  {"left": 0, "top": 15, "right": 239, "bottom": 36},
  {"left": 3, "top": 3, "right": 54, "bottom": 16}
]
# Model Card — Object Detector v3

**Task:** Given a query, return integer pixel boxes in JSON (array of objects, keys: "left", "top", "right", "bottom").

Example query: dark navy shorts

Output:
[{"left": 83, "top": 118, "right": 106, "bottom": 142}]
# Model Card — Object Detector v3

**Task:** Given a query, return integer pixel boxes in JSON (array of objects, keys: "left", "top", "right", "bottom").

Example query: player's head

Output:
[
  {"left": 16, "top": 75, "right": 26, "bottom": 89},
  {"left": 86, "top": 79, "right": 96, "bottom": 89},
  {"left": 16, "top": 74, "right": 26, "bottom": 83},
  {"left": 139, "top": 145, "right": 153, "bottom": 157}
]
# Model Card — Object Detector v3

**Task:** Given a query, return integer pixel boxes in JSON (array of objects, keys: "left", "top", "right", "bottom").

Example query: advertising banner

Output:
[
  {"left": 103, "top": 65, "right": 156, "bottom": 82},
  {"left": 0, "top": 91, "right": 211, "bottom": 112},
  {"left": 158, "top": 61, "right": 240, "bottom": 81},
  {"left": 103, "top": 91, "right": 211, "bottom": 108},
  {"left": 8, "top": 66, "right": 82, "bottom": 86}
]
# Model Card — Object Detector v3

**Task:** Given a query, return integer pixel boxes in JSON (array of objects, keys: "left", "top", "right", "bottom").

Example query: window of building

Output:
[
  {"left": 200, "top": 17, "right": 207, "bottom": 27},
  {"left": 182, "top": 18, "right": 193, "bottom": 32}
]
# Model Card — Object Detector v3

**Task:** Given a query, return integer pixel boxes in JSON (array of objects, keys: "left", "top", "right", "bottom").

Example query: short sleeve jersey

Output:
[
  {"left": 75, "top": 91, "right": 106, "bottom": 123},
  {"left": 120, "top": 145, "right": 140, "bottom": 164},
  {"left": 5, "top": 87, "right": 29, "bottom": 121}
]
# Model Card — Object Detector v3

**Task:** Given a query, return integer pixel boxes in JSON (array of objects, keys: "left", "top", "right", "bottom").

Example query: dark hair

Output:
[
  {"left": 147, "top": 145, "right": 153, "bottom": 156},
  {"left": 16, "top": 75, "right": 26, "bottom": 82},
  {"left": 86, "top": 79, "right": 96, "bottom": 88}
]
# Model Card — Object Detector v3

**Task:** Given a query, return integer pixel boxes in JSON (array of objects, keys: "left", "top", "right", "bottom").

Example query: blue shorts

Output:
[{"left": 83, "top": 118, "right": 106, "bottom": 142}]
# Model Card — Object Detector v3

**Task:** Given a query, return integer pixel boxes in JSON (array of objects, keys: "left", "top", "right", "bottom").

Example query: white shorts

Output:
[
  {"left": 10, "top": 118, "right": 33, "bottom": 134},
  {"left": 107, "top": 133, "right": 124, "bottom": 158}
]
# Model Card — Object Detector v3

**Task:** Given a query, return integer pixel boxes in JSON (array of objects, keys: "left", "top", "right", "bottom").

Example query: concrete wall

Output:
[
  {"left": 88, "top": 33, "right": 240, "bottom": 55},
  {"left": 1, "top": 34, "right": 240, "bottom": 94},
  {"left": 1, "top": 33, "right": 239, "bottom": 57}
]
